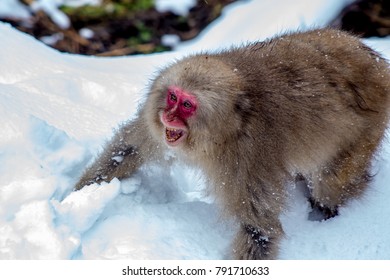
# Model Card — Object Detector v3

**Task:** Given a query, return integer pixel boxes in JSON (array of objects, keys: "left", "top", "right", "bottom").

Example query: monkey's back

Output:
[{"left": 217, "top": 29, "right": 390, "bottom": 172}]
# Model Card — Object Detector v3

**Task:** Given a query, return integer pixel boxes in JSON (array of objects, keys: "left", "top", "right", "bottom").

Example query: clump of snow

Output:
[
  {"left": 31, "top": 0, "right": 70, "bottom": 29},
  {"left": 0, "top": 0, "right": 390, "bottom": 260},
  {"left": 161, "top": 34, "right": 181, "bottom": 47},
  {"left": 79, "top": 27, "right": 94, "bottom": 39},
  {"left": 40, "top": 33, "right": 64, "bottom": 45},
  {"left": 52, "top": 179, "right": 121, "bottom": 233},
  {"left": 0, "top": 0, "right": 30, "bottom": 20},
  {"left": 155, "top": 0, "right": 196, "bottom": 16}
]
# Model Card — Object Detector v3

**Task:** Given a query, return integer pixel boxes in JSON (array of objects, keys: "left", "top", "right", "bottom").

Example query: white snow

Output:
[
  {"left": 155, "top": 0, "right": 196, "bottom": 16},
  {"left": 0, "top": 0, "right": 31, "bottom": 20},
  {"left": 1, "top": 0, "right": 390, "bottom": 260}
]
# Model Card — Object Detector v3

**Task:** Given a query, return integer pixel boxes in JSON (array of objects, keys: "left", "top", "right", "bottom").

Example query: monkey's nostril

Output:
[{"left": 165, "top": 111, "right": 176, "bottom": 121}]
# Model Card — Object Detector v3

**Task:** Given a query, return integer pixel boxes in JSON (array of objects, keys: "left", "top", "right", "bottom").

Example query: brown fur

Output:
[{"left": 75, "top": 28, "right": 390, "bottom": 259}]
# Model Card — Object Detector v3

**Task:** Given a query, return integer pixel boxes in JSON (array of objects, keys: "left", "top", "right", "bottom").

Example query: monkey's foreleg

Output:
[
  {"left": 233, "top": 220, "right": 283, "bottom": 260},
  {"left": 74, "top": 142, "right": 139, "bottom": 191},
  {"left": 74, "top": 118, "right": 160, "bottom": 191},
  {"left": 228, "top": 181, "right": 285, "bottom": 260}
]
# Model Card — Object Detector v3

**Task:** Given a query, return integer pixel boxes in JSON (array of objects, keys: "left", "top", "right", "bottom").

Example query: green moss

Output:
[
  {"left": 153, "top": 45, "right": 170, "bottom": 53},
  {"left": 60, "top": 0, "right": 155, "bottom": 21},
  {"left": 60, "top": 5, "right": 108, "bottom": 20},
  {"left": 134, "top": 21, "right": 152, "bottom": 42}
]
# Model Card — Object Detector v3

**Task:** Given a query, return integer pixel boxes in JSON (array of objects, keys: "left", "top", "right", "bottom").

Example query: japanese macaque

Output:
[{"left": 75, "top": 29, "right": 390, "bottom": 259}]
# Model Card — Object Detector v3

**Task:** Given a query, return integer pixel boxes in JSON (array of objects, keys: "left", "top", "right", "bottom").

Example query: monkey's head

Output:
[{"left": 144, "top": 54, "right": 247, "bottom": 156}]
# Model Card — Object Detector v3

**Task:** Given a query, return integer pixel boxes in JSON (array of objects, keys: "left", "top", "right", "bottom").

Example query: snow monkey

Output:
[{"left": 75, "top": 29, "right": 390, "bottom": 259}]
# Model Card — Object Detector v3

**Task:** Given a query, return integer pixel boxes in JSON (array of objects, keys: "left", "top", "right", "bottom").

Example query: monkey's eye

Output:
[
  {"left": 183, "top": 100, "right": 193, "bottom": 109},
  {"left": 169, "top": 92, "right": 177, "bottom": 103}
]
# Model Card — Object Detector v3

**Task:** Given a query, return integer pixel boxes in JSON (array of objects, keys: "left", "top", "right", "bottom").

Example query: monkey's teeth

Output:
[{"left": 165, "top": 127, "right": 184, "bottom": 142}]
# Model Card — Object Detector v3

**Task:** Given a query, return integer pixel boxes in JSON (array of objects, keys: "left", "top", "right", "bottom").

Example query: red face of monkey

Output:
[{"left": 160, "top": 86, "right": 198, "bottom": 147}]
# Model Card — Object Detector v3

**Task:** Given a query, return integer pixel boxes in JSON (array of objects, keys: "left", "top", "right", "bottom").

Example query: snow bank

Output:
[{"left": 0, "top": 0, "right": 390, "bottom": 260}]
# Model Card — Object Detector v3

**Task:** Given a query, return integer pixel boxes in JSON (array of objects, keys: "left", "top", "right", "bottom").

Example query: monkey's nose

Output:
[{"left": 165, "top": 112, "right": 177, "bottom": 122}]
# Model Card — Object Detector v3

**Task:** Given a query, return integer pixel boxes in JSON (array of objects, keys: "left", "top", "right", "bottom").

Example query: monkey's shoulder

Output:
[{"left": 214, "top": 28, "right": 378, "bottom": 64}]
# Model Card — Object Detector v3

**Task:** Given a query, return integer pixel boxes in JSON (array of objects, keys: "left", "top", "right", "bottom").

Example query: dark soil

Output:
[{"left": 330, "top": 0, "right": 390, "bottom": 38}]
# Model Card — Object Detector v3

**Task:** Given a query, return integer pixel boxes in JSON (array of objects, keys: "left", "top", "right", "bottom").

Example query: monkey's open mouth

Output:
[{"left": 165, "top": 127, "right": 186, "bottom": 145}]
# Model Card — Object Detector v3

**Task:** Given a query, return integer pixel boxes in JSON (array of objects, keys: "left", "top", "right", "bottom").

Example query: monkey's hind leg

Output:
[{"left": 309, "top": 136, "right": 380, "bottom": 214}]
